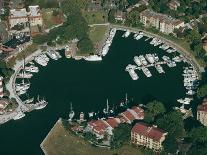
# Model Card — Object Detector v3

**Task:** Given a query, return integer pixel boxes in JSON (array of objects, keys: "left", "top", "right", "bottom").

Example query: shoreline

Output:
[
  {"left": 110, "top": 24, "right": 204, "bottom": 74},
  {"left": 40, "top": 118, "right": 62, "bottom": 155}
]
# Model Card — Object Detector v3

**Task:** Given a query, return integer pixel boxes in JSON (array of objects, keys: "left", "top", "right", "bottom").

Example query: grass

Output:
[
  {"left": 42, "top": 119, "right": 148, "bottom": 155},
  {"left": 83, "top": 11, "right": 108, "bottom": 25},
  {"left": 89, "top": 25, "right": 108, "bottom": 44},
  {"left": 42, "top": 9, "right": 64, "bottom": 29}
]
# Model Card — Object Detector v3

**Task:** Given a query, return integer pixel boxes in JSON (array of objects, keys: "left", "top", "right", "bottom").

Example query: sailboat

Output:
[
  {"left": 34, "top": 95, "right": 48, "bottom": 110},
  {"left": 103, "top": 99, "right": 109, "bottom": 114},
  {"left": 69, "top": 102, "right": 75, "bottom": 121}
]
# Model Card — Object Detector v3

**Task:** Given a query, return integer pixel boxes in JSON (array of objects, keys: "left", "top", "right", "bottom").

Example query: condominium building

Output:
[
  {"left": 140, "top": 9, "right": 184, "bottom": 34},
  {"left": 28, "top": 5, "right": 43, "bottom": 26},
  {"left": 131, "top": 122, "right": 167, "bottom": 152},
  {"left": 197, "top": 98, "right": 207, "bottom": 126}
]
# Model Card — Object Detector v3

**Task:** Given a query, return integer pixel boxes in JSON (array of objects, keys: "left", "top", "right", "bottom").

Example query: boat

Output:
[
  {"left": 162, "top": 56, "right": 170, "bottom": 61},
  {"left": 17, "top": 72, "right": 33, "bottom": 78},
  {"left": 88, "top": 112, "right": 94, "bottom": 118},
  {"left": 177, "top": 98, "right": 193, "bottom": 104},
  {"left": 46, "top": 50, "right": 58, "bottom": 60},
  {"left": 142, "top": 67, "right": 152, "bottom": 77},
  {"left": 34, "top": 96, "right": 48, "bottom": 110},
  {"left": 13, "top": 111, "right": 25, "bottom": 120},
  {"left": 186, "top": 90, "right": 195, "bottom": 95},
  {"left": 125, "top": 64, "right": 137, "bottom": 71},
  {"left": 145, "top": 54, "right": 155, "bottom": 64},
  {"left": 172, "top": 56, "right": 182, "bottom": 62},
  {"left": 17, "top": 89, "right": 27, "bottom": 95},
  {"left": 84, "top": 55, "right": 102, "bottom": 61},
  {"left": 128, "top": 69, "right": 139, "bottom": 80},
  {"left": 134, "top": 56, "right": 142, "bottom": 66},
  {"left": 139, "top": 55, "right": 148, "bottom": 66},
  {"left": 152, "top": 53, "right": 159, "bottom": 62},
  {"left": 135, "top": 33, "right": 144, "bottom": 40},
  {"left": 25, "top": 65, "right": 39, "bottom": 73},
  {"left": 155, "top": 64, "right": 165, "bottom": 73},
  {"left": 122, "top": 30, "right": 130, "bottom": 37},
  {"left": 103, "top": 99, "right": 109, "bottom": 114},
  {"left": 24, "top": 97, "right": 34, "bottom": 104},
  {"left": 69, "top": 102, "right": 75, "bottom": 120}
]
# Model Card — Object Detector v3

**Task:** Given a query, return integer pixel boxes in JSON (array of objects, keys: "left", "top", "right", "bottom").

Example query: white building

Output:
[
  {"left": 9, "top": 8, "right": 28, "bottom": 28},
  {"left": 28, "top": 5, "right": 43, "bottom": 26}
]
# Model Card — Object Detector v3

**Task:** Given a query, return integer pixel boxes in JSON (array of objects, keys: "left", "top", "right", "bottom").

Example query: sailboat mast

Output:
[
  {"left": 125, "top": 93, "right": 128, "bottom": 103},
  {"left": 106, "top": 99, "right": 109, "bottom": 113}
]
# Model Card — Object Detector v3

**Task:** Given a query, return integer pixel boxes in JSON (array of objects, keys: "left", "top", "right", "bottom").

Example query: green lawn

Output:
[
  {"left": 89, "top": 25, "right": 108, "bottom": 44},
  {"left": 83, "top": 11, "right": 108, "bottom": 25},
  {"left": 42, "top": 119, "right": 149, "bottom": 155}
]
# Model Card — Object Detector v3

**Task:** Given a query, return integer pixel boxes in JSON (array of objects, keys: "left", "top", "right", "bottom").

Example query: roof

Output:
[
  {"left": 88, "top": 119, "right": 109, "bottom": 135},
  {"left": 197, "top": 98, "right": 207, "bottom": 112},
  {"left": 28, "top": 5, "right": 41, "bottom": 17},
  {"left": 10, "top": 8, "right": 27, "bottom": 18},
  {"left": 121, "top": 110, "right": 135, "bottom": 122},
  {"left": 132, "top": 122, "right": 167, "bottom": 141},
  {"left": 140, "top": 9, "right": 184, "bottom": 26},
  {"left": 0, "top": 99, "right": 9, "bottom": 110},
  {"left": 131, "top": 106, "right": 144, "bottom": 119},
  {"left": 106, "top": 117, "right": 120, "bottom": 128}
]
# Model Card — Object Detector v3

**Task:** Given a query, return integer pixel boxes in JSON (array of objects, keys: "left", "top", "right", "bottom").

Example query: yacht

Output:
[
  {"left": 134, "top": 56, "right": 142, "bottom": 66},
  {"left": 155, "top": 64, "right": 165, "bottom": 73},
  {"left": 69, "top": 103, "right": 75, "bottom": 121},
  {"left": 84, "top": 55, "right": 102, "bottom": 61},
  {"left": 152, "top": 53, "right": 159, "bottom": 62},
  {"left": 102, "top": 44, "right": 110, "bottom": 56},
  {"left": 24, "top": 97, "right": 34, "bottom": 104},
  {"left": 46, "top": 50, "right": 58, "bottom": 60},
  {"left": 167, "top": 60, "right": 176, "bottom": 67},
  {"left": 125, "top": 64, "right": 137, "bottom": 71},
  {"left": 122, "top": 30, "right": 130, "bottom": 37},
  {"left": 177, "top": 98, "right": 192, "bottom": 105},
  {"left": 145, "top": 54, "right": 155, "bottom": 64},
  {"left": 186, "top": 90, "right": 195, "bottom": 95},
  {"left": 13, "top": 111, "right": 25, "bottom": 120},
  {"left": 17, "top": 89, "right": 27, "bottom": 95},
  {"left": 15, "top": 82, "right": 30, "bottom": 91},
  {"left": 17, "top": 72, "right": 33, "bottom": 78},
  {"left": 162, "top": 56, "right": 170, "bottom": 61},
  {"left": 135, "top": 33, "right": 144, "bottom": 40},
  {"left": 133, "top": 33, "right": 138, "bottom": 39},
  {"left": 128, "top": 69, "right": 139, "bottom": 80},
  {"left": 34, "top": 96, "right": 48, "bottom": 110},
  {"left": 139, "top": 55, "right": 148, "bottom": 66},
  {"left": 88, "top": 112, "right": 94, "bottom": 118},
  {"left": 159, "top": 44, "right": 169, "bottom": 50},
  {"left": 55, "top": 51, "right": 62, "bottom": 59},
  {"left": 172, "top": 56, "right": 182, "bottom": 62},
  {"left": 142, "top": 67, "right": 152, "bottom": 77},
  {"left": 25, "top": 65, "right": 39, "bottom": 73}
]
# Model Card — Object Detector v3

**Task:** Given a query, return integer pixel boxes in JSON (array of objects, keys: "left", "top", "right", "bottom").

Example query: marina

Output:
[{"left": 0, "top": 29, "right": 201, "bottom": 155}]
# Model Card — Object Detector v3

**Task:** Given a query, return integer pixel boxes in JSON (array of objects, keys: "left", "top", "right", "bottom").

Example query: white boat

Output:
[
  {"left": 69, "top": 102, "right": 75, "bottom": 120},
  {"left": 139, "top": 55, "right": 148, "bottom": 66},
  {"left": 17, "top": 89, "right": 27, "bottom": 95},
  {"left": 102, "top": 44, "right": 110, "bottom": 56},
  {"left": 152, "top": 53, "right": 159, "bottom": 62},
  {"left": 172, "top": 56, "right": 182, "bottom": 62},
  {"left": 34, "top": 96, "right": 48, "bottom": 110},
  {"left": 135, "top": 33, "right": 144, "bottom": 40},
  {"left": 55, "top": 51, "right": 62, "bottom": 59},
  {"left": 167, "top": 61, "right": 176, "bottom": 67},
  {"left": 88, "top": 112, "right": 94, "bottom": 118},
  {"left": 17, "top": 72, "right": 33, "bottom": 78},
  {"left": 24, "top": 97, "right": 34, "bottom": 104},
  {"left": 145, "top": 54, "right": 155, "bottom": 64},
  {"left": 162, "top": 56, "right": 170, "bottom": 61},
  {"left": 155, "top": 64, "right": 165, "bottom": 74},
  {"left": 46, "top": 50, "right": 58, "bottom": 60},
  {"left": 13, "top": 111, "right": 25, "bottom": 120},
  {"left": 186, "top": 90, "right": 195, "bottom": 95},
  {"left": 125, "top": 64, "right": 137, "bottom": 71},
  {"left": 25, "top": 65, "right": 39, "bottom": 73},
  {"left": 16, "top": 82, "right": 30, "bottom": 91},
  {"left": 177, "top": 98, "right": 192, "bottom": 105},
  {"left": 128, "top": 69, "right": 139, "bottom": 80},
  {"left": 142, "top": 67, "right": 152, "bottom": 77},
  {"left": 122, "top": 30, "right": 130, "bottom": 37},
  {"left": 134, "top": 56, "right": 142, "bottom": 66},
  {"left": 84, "top": 55, "right": 102, "bottom": 61}
]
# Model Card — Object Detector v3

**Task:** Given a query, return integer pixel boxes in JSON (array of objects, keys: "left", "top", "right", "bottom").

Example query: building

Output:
[
  {"left": 0, "top": 76, "right": 3, "bottom": 98},
  {"left": 119, "top": 106, "right": 144, "bottom": 124},
  {"left": 87, "top": 118, "right": 121, "bottom": 139},
  {"left": 8, "top": 8, "right": 28, "bottom": 29},
  {"left": 0, "top": 99, "right": 9, "bottom": 114},
  {"left": 197, "top": 98, "right": 207, "bottom": 126},
  {"left": 168, "top": 0, "right": 180, "bottom": 11},
  {"left": 131, "top": 123, "right": 167, "bottom": 152},
  {"left": 114, "top": 10, "right": 126, "bottom": 22},
  {"left": 140, "top": 9, "right": 184, "bottom": 34},
  {"left": 28, "top": 5, "right": 43, "bottom": 26},
  {"left": 135, "top": 0, "right": 149, "bottom": 7}
]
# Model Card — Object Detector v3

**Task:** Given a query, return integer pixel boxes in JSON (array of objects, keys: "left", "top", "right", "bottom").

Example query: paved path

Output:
[
  {"left": 0, "top": 49, "right": 42, "bottom": 124},
  {"left": 110, "top": 24, "right": 205, "bottom": 73}
]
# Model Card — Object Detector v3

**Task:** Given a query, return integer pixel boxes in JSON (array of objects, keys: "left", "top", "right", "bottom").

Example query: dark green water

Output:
[{"left": 0, "top": 31, "right": 188, "bottom": 155}]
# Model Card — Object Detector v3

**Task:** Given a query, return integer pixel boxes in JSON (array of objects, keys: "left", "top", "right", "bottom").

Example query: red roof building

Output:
[
  {"left": 197, "top": 98, "right": 207, "bottom": 126},
  {"left": 131, "top": 123, "right": 167, "bottom": 152}
]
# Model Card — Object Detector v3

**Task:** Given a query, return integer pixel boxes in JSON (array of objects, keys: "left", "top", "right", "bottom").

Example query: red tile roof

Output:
[
  {"left": 132, "top": 123, "right": 166, "bottom": 141},
  {"left": 88, "top": 119, "right": 109, "bottom": 135},
  {"left": 197, "top": 98, "right": 207, "bottom": 112},
  {"left": 106, "top": 118, "right": 120, "bottom": 128},
  {"left": 131, "top": 106, "right": 144, "bottom": 119},
  {"left": 121, "top": 110, "right": 135, "bottom": 122}
]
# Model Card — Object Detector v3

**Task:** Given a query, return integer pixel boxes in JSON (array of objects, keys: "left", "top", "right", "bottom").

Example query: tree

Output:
[
  {"left": 189, "top": 127, "right": 207, "bottom": 143},
  {"left": 77, "top": 37, "right": 94, "bottom": 54},
  {"left": 108, "top": 9, "right": 116, "bottom": 23},
  {"left": 156, "top": 111, "right": 185, "bottom": 139},
  {"left": 146, "top": 100, "right": 166, "bottom": 121},
  {"left": 197, "top": 84, "right": 207, "bottom": 98},
  {"left": 110, "top": 124, "right": 131, "bottom": 148},
  {"left": 163, "top": 135, "right": 178, "bottom": 154}
]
